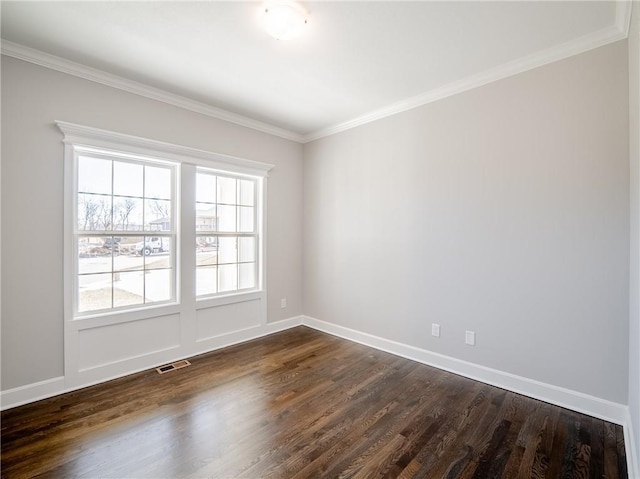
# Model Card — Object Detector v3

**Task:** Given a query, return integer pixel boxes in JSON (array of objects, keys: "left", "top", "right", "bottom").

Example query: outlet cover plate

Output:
[
  {"left": 465, "top": 330, "right": 476, "bottom": 346},
  {"left": 431, "top": 324, "right": 440, "bottom": 337}
]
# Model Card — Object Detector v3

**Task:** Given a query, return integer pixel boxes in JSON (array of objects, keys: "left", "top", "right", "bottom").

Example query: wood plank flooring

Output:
[{"left": 1, "top": 326, "right": 628, "bottom": 478}]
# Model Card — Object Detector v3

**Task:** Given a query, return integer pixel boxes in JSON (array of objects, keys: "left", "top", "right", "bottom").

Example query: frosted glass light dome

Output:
[{"left": 260, "top": 1, "right": 308, "bottom": 40}]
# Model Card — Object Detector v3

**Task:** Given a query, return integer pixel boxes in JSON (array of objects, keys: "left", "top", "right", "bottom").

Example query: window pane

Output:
[
  {"left": 145, "top": 166, "right": 171, "bottom": 200},
  {"left": 217, "top": 176, "right": 236, "bottom": 204},
  {"left": 195, "top": 172, "right": 259, "bottom": 300},
  {"left": 196, "top": 266, "right": 217, "bottom": 296},
  {"left": 113, "top": 197, "right": 143, "bottom": 231},
  {"left": 113, "top": 272, "right": 144, "bottom": 307},
  {"left": 217, "top": 205, "right": 236, "bottom": 232},
  {"left": 238, "top": 206, "right": 254, "bottom": 232},
  {"left": 218, "top": 264, "right": 238, "bottom": 293},
  {"left": 145, "top": 242, "right": 171, "bottom": 270},
  {"left": 196, "top": 204, "right": 217, "bottom": 232},
  {"left": 78, "top": 156, "right": 111, "bottom": 195},
  {"left": 78, "top": 237, "right": 112, "bottom": 274},
  {"left": 114, "top": 237, "right": 144, "bottom": 271},
  {"left": 196, "top": 173, "right": 216, "bottom": 203},
  {"left": 196, "top": 237, "right": 218, "bottom": 266},
  {"left": 238, "top": 237, "right": 256, "bottom": 263},
  {"left": 78, "top": 273, "right": 112, "bottom": 312},
  {"left": 145, "top": 269, "right": 172, "bottom": 303},
  {"left": 239, "top": 180, "right": 255, "bottom": 206},
  {"left": 113, "top": 161, "right": 143, "bottom": 197},
  {"left": 218, "top": 237, "right": 237, "bottom": 264},
  {"left": 74, "top": 151, "right": 178, "bottom": 316},
  {"left": 144, "top": 199, "right": 171, "bottom": 231},
  {"left": 239, "top": 263, "right": 256, "bottom": 290},
  {"left": 78, "top": 194, "right": 112, "bottom": 231},
  {"left": 135, "top": 236, "right": 171, "bottom": 259}
]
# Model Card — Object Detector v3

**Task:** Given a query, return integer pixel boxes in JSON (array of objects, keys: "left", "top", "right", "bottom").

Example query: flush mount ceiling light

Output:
[{"left": 260, "top": 1, "right": 308, "bottom": 41}]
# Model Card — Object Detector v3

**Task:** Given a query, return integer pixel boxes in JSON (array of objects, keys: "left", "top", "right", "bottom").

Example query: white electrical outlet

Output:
[
  {"left": 431, "top": 324, "right": 440, "bottom": 337},
  {"left": 465, "top": 330, "right": 476, "bottom": 346},
  {"left": 280, "top": 298, "right": 287, "bottom": 309}
]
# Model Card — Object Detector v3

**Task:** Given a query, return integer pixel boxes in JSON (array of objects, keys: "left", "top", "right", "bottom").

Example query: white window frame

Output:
[
  {"left": 73, "top": 149, "right": 179, "bottom": 317},
  {"left": 195, "top": 168, "right": 262, "bottom": 299},
  {"left": 58, "top": 121, "right": 274, "bottom": 326}
]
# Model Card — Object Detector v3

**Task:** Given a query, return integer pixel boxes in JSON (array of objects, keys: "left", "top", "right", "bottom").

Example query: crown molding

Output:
[
  {"left": 303, "top": 23, "right": 628, "bottom": 143},
  {"left": 2, "top": 2, "right": 631, "bottom": 147},
  {"left": 0, "top": 40, "right": 305, "bottom": 144},
  {"left": 616, "top": 0, "right": 633, "bottom": 38}
]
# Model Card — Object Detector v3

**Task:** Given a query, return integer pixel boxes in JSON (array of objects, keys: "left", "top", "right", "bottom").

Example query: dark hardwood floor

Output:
[{"left": 1, "top": 326, "right": 628, "bottom": 478}]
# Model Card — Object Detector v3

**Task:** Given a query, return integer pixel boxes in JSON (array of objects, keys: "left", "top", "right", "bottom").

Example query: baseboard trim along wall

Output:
[
  {"left": 625, "top": 408, "right": 640, "bottom": 479},
  {"left": 1, "top": 315, "right": 628, "bottom": 422},
  {"left": 302, "top": 316, "right": 626, "bottom": 424},
  {"left": 0, "top": 315, "right": 304, "bottom": 411},
  {"left": 1, "top": 314, "right": 637, "bottom": 477},
  {"left": 301, "top": 316, "right": 638, "bottom": 479},
  {"left": 0, "top": 376, "right": 67, "bottom": 411}
]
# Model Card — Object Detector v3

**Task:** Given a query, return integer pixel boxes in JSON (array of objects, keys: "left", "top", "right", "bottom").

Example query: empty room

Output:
[{"left": 1, "top": 1, "right": 639, "bottom": 478}]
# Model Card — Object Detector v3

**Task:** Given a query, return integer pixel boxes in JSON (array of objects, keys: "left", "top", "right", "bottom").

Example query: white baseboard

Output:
[
  {"left": 0, "top": 376, "right": 66, "bottom": 410},
  {"left": 303, "top": 316, "right": 640, "bottom": 477},
  {"left": 2, "top": 313, "right": 636, "bottom": 479},
  {"left": 192, "top": 316, "right": 304, "bottom": 353},
  {"left": 0, "top": 316, "right": 304, "bottom": 411},
  {"left": 302, "top": 316, "right": 627, "bottom": 426},
  {"left": 1, "top": 315, "right": 626, "bottom": 423},
  {"left": 625, "top": 407, "right": 640, "bottom": 479}
]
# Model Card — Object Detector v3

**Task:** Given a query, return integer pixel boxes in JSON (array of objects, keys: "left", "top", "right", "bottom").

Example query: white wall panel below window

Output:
[
  {"left": 77, "top": 313, "right": 180, "bottom": 372},
  {"left": 196, "top": 299, "right": 261, "bottom": 342}
]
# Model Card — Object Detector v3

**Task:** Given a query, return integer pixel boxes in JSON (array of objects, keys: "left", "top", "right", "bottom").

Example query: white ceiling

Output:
[{"left": 0, "top": 1, "right": 630, "bottom": 142}]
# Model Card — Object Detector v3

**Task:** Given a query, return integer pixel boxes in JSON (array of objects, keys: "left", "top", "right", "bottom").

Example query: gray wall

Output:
[
  {"left": 1, "top": 36, "right": 633, "bottom": 410},
  {"left": 629, "top": 0, "right": 640, "bottom": 461},
  {"left": 1, "top": 57, "right": 304, "bottom": 390},
  {"left": 303, "top": 41, "right": 630, "bottom": 403}
]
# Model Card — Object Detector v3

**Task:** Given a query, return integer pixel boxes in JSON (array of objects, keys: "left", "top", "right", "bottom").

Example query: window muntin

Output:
[
  {"left": 75, "top": 153, "right": 177, "bottom": 315},
  {"left": 195, "top": 170, "right": 259, "bottom": 298}
]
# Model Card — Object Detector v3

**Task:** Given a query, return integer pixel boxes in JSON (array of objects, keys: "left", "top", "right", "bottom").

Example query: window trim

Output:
[
  {"left": 57, "top": 121, "right": 274, "bottom": 176},
  {"left": 58, "top": 121, "right": 274, "bottom": 325}
]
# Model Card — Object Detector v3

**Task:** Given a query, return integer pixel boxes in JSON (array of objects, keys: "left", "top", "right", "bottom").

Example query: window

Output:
[
  {"left": 75, "top": 152, "right": 177, "bottom": 314},
  {"left": 59, "top": 121, "right": 273, "bottom": 321},
  {"left": 195, "top": 170, "right": 259, "bottom": 297}
]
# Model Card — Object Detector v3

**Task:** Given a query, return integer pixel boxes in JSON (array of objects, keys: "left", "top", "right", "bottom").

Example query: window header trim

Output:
[{"left": 56, "top": 121, "right": 275, "bottom": 177}]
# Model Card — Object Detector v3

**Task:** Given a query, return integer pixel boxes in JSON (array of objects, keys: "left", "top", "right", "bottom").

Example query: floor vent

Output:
[{"left": 156, "top": 359, "right": 191, "bottom": 374}]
